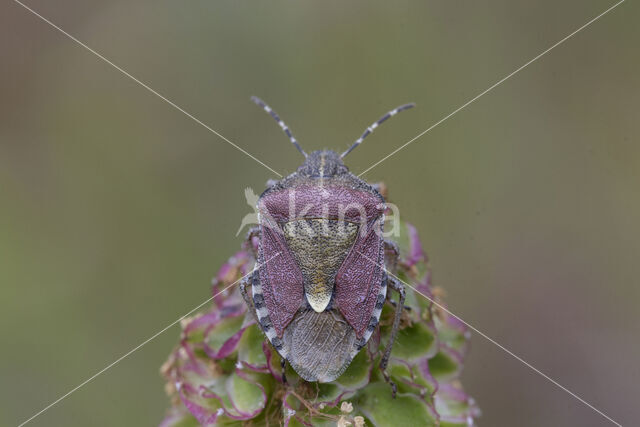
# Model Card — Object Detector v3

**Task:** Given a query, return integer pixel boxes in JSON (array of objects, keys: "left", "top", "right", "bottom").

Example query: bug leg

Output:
[
  {"left": 380, "top": 275, "right": 406, "bottom": 398},
  {"left": 243, "top": 226, "right": 261, "bottom": 260},
  {"left": 239, "top": 272, "right": 261, "bottom": 326},
  {"left": 281, "top": 358, "right": 288, "bottom": 384},
  {"left": 241, "top": 271, "right": 288, "bottom": 385},
  {"left": 388, "top": 298, "right": 412, "bottom": 311},
  {"left": 370, "top": 182, "right": 388, "bottom": 199},
  {"left": 383, "top": 239, "right": 400, "bottom": 273}
]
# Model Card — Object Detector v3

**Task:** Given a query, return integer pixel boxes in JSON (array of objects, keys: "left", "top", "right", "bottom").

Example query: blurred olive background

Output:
[{"left": 1, "top": 1, "right": 638, "bottom": 425}]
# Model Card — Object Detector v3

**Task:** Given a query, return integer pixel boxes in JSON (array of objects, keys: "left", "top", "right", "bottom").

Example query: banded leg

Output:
[
  {"left": 240, "top": 270, "right": 288, "bottom": 384},
  {"left": 239, "top": 272, "right": 260, "bottom": 326},
  {"left": 380, "top": 274, "right": 406, "bottom": 398}
]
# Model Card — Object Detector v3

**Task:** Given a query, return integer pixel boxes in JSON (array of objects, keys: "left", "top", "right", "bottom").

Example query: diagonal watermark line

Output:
[
  {"left": 11, "top": 0, "right": 626, "bottom": 424},
  {"left": 356, "top": 250, "right": 622, "bottom": 426},
  {"left": 13, "top": 0, "right": 283, "bottom": 178},
  {"left": 358, "top": 0, "right": 625, "bottom": 177},
  {"left": 17, "top": 253, "right": 280, "bottom": 427}
]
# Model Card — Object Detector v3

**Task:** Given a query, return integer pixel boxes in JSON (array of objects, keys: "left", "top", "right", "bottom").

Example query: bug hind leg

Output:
[
  {"left": 281, "top": 358, "right": 288, "bottom": 384},
  {"left": 380, "top": 274, "right": 406, "bottom": 398}
]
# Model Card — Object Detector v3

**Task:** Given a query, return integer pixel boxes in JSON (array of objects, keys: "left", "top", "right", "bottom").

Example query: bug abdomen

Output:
[{"left": 282, "top": 309, "right": 357, "bottom": 382}]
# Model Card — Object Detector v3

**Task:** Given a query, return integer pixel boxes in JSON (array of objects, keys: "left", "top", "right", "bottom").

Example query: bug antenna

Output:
[
  {"left": 341, "top": 103, "right": 416, "bottom": 158},
  {"left": 251, "top": 96, "right": 307, "bottom": 158}
]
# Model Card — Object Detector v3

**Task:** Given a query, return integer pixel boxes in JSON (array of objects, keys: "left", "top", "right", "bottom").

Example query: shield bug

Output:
[{"left": 239, "top": 96, "right": 414, "bottom": 395}]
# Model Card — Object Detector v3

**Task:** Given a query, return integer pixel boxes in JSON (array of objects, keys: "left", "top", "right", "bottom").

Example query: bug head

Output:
[
  {"left": 296, "top": 150, "right": 348, "bottom": 178},
  {"left": 251, "top": 96, "right": 415, "bottom": 167}
]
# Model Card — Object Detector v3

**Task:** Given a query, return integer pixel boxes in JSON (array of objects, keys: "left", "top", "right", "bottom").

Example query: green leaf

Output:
[
  {"left": 285, "top": 417, "right": 307, "bottom": 427},
  {"left": 237, "top": 324, "right": 267, "bottom": 366},
  {"left": 385, "top": 321, "right": 436, "bottom": 362},
  {"left": 435, "top": 317, "right": 468, "bottom": 354},
  {"left": 354, "top": 382, "right": 437, "bottom": 426},
  {"left": 225, "top": 371, "right": 265, "bottom": 415},
  {"left": 336, "top": 349, "right": 371, "bottom": 389},
  {"left": 316, "top": 383, "right": 342, "bottom": 402},
  {"left": 386, "top": 360, "right": 435, "bottom": 401},
  {"left": 428, "top": 351, "right": 460, "bottom": 380},
  {"left": 205, "top": 315, "right": 245, "bottom": 351}
]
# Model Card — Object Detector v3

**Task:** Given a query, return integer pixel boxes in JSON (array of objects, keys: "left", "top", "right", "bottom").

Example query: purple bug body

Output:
[{"left": 239, "top": 98, "right": 413, "bottom": 392}]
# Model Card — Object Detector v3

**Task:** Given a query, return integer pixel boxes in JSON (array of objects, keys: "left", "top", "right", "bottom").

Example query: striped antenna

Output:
[
  {"left": 341, "top": 103, "right": 415, "bottom": 158},
  {"left": 251, "top": 96, "right": 307, "bottom": 157}
]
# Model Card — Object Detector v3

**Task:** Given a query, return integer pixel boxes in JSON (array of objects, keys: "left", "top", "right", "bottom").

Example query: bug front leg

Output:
[
  {"left": 243, "top": 226, "right": 261, "bottom": 260},
  {"left": 380, "top": 275, "right": 406, "bottom": 398},
  {"left": 383, "top": 240, "right": 410, "bottom": 310},
  {"left": 383, "top": 239, "right": 399, "bottom": 273},
  {"left": 265, "top": 179, "right": 279, "bottom": 188},
  {"left": 370, "top": 182, "right": 388, "bottom": 199}
]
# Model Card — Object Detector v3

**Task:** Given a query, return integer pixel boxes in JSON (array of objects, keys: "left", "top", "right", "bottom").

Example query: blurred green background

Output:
[{"left": 1, "top": 1, "right": 638, "bottom": 425}]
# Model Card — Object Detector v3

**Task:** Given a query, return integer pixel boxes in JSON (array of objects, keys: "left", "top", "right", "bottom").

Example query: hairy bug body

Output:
[{"left": 240, "top": 98, "right": 413, "bottom": 392}]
